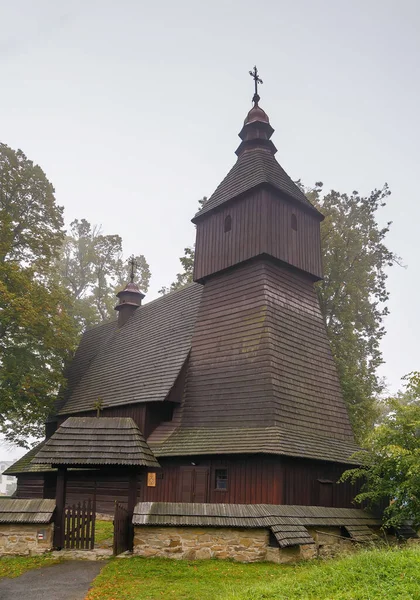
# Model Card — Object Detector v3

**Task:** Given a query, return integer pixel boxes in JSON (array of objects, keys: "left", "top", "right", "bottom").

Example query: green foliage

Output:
[
  {"left": 58, "top": 219, "right": 151, "bottom": 331},
  {"left": 158, "top": 247, "right": 195, "bottom": 295},
  {"left": 160, "top": 186, "right": 397, "bottom": 442},
  {"left": 158, "top": 197, "right": 206, "bottom": 295},
  {"left": 0, "top": 143, "right": 78, "bottom": 446},
  {"left": 342, "top": 372, "right": 420, "bottom": 530},
  {"left": 304, "top": 182, "right": 398, "bottom": 442},
  {"left": 0, "top": 553, "right": 62, "bottom": 579},
  {"left": 85, "top": 549, "right": 420, "bottom": 600}
]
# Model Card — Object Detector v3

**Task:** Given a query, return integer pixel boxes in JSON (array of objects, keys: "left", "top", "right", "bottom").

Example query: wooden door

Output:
[
  {"left": 179, "top": 467, "right": 209, "bottom": 503},
  {"left": 193, "top": 467, "right": 209, "bottom": 502},
  {"left": 317, "top": 480, "right": 334, "bottom": 507}
]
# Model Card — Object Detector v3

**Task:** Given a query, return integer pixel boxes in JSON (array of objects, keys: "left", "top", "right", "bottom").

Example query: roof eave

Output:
[{"left": 192, "top": 182, "right": 324, "bottom": 224}]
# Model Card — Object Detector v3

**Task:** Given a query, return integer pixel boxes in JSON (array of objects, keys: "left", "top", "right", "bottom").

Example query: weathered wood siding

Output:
[
  {"left": 194, "top": 189, "right": 323, "bottom": 282},
  {"left": 140, "top": 456, "right": 358, "bottom": 508},
  {"left": 182, "top": 259, "right": 354, "bottom": 441},
  {"left": 15, "top": 475, "right": 44, "bottom": 499},
  {"left": 57, "top": 398, "right": 176, "bottom": 440},
  {"left": 14, "top": 455, "right": 358, "bottom": 513},
  {"left": 65, "top": 470, "right": 132, "bottom": 514}
]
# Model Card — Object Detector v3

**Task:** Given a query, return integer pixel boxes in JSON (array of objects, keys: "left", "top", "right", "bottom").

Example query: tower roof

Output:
[{"left": 193, "top": 69, "right": 322, "bottom": 222}]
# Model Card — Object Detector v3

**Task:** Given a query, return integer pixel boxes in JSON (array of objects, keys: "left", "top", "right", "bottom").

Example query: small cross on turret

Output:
[
  {"left": 128, "top": 255, "right": 138, "bottom": 283},
  {"left": 249, "top": 65, "right": 263, "bottom": 104}
]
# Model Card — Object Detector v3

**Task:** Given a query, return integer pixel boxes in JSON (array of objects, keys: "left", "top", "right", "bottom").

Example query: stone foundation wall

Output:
[
  {"left": 133, "top": 525, "right": 387, "bottom": 563},
  {"left": 0, "top": 523, "right": 54, "bottom": 556},
  {"left": 306, "top": 527, "right": 353, "bottom": 558},
  {"left": 133, "top": 526, "right": 319, "bottom": 563}
]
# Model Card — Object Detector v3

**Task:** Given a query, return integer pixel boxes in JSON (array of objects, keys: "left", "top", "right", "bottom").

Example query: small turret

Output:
[{"left": 114, "top": 256, "right": 145, "bottom": 327}]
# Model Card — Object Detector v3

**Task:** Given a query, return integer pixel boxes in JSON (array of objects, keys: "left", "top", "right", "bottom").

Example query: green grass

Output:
[
  {"left": 85, "top": 547, "right": 420, "bottom": 600},
  {"left": 0, "top": 553, "right": 62, "bottom": 580},
  {"left": 94, "top": 520, "right": 113, "bottom": 547}
]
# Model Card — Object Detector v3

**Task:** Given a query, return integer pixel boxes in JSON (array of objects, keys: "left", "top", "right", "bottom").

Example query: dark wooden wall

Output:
[
  {"left": 181, "top": 258, "right": 354, "bottom": 440},
  {"left": 193, "top": 188, "right": 323, "bottom": 282},
  {"left": 15, "top": 474, "right": 44, "bottom": 498},
  {"left": 65, "top": 470, "right": 132, "bottom": 514},
  {"left": 55, "top": 398, "right": 176, "bottom": 440},
  {"left": 15, "top": 455, "right": 358, "bottom": 513},
  {"left": 140, "top": 455, "right": 358, "bottom": 509}
]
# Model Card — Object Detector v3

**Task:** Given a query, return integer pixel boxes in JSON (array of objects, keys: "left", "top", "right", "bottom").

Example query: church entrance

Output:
[{"left": 179, "top": 466, "right": 209, "bottom": 502}]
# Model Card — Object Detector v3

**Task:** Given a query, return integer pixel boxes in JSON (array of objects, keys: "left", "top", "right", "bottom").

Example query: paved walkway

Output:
[{"left": 0, "top": 560, "right": 105, "bottom": 600}]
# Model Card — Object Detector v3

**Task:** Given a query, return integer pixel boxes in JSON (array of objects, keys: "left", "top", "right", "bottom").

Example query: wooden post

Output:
[
  {"left": 127, "top": 469, "right": 137, "bottom": 552},
  {"left": 54, "top": 467, "right": 67, "bottom": 549}
]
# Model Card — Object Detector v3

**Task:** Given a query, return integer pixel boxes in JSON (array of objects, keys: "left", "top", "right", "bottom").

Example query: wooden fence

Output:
[
  {"left": 63, "top": 498, "right": 96, "bottom": 550},
  {"left": 113, "top": 501, "right": 132, "bottom": 555}
]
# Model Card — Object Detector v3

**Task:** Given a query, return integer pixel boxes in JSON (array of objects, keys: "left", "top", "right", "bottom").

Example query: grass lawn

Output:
[
  {"left": 85, "top": 547, "right": 420, "bottom": 600},
  {"left": 0, "top": 553, "right": 62, "bottom": 580},
  {"left": 95, "top": 519, "right": 113, "bottom": 548}
]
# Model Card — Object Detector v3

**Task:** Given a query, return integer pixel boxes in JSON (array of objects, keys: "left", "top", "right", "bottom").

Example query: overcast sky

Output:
[{"left": 1, "top": 0, "right": 420, "bottom": 459}]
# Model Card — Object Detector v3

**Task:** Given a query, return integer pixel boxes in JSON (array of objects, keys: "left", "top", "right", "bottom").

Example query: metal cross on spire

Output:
[
  {"left": 128, "top": 255, "right": 137, "bottom": 283},
  {"left": 249, "top": 65, "right": 263, "bottom": 104}
]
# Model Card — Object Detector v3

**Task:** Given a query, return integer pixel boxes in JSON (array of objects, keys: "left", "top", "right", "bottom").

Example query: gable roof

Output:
[
  {"left": 59, "top": 283, "right": 203, "bottom": 415},
  {"left": 32, "top": 417, "right": 160, "bottom": 467},
  {"left": 193, "top": 147, "right": 317, "bottom": 221}
]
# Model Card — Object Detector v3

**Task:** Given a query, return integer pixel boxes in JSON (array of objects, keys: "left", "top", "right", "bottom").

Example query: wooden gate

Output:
[
  {"left": 63, "top": 498, "right": 96, "bottom": 550},
  {"left": 113, "top": 501, "right": 132, "bottom": 555}
]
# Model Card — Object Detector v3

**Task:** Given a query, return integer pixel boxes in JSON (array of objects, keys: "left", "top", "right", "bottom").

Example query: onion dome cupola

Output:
[{"left": 114, "top": 256, "right": 145, "bottom": 327}]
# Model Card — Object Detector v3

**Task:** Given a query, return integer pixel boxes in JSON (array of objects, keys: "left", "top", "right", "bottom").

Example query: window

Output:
[
  {"left": 291, "top": 213, "right": 297, "bottom": 231},
  {"left": 215, "top": 468, "right": 228, "bottom": 491},
  {"left": 224, "top": 215, "right": 232, "bottom": 232}
]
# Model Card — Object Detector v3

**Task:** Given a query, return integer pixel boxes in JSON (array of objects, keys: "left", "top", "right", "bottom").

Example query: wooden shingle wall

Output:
[
  {"left": 194, "top": 188, "right": 323, "bottom": 282},
  {"left": 182, "top": 258, "right": 354, "bottom": 445}
]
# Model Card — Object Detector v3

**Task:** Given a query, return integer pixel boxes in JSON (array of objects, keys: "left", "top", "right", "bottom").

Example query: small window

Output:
[
  {"left": 268, "top": 530, "right": 280, "bottom": 547},
  {"left": 215, "top": 469, "right": 228, "bottom": 491},
  {"left": 291, "top": 213, "right": 297, "bottom": 231},
  {"left": 224, "top": 215, "right": 232, "bottom": 233}
]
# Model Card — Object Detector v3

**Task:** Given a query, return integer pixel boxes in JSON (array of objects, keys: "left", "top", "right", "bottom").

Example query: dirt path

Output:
[{"left": 0, "top": 560, "right": 105, "bottom": 600}]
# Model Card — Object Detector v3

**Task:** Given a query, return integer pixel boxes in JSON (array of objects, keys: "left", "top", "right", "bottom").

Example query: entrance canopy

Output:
[{"left": 31, "top": 417, "right": 159, "bottom": 468}]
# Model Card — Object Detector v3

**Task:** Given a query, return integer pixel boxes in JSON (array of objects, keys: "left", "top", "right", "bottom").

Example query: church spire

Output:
[{"left": 236, "top": 66, "right": 276, "bottom": 156}]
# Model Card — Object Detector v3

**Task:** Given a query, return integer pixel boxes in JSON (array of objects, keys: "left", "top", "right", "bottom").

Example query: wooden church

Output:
[{"left": 7, "top": 71, "right": 360, "bottom": 515}]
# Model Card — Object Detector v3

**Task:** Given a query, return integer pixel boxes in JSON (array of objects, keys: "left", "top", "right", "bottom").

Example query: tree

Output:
[
  {"left": 160, "top": 186, "right": 398, "bottom": 442},
  {"left": 58, "top": 219, "right": 151, "bottom": 331},
  {"left": 0, "top": 143, "right": 78, "bottom": 446},
  {"left": 158, "top": 197, "right": 206, "bottom": 295},
  {"left": 158, "top": 247, "right": 194, "bottom": 295},
  {"left": 307, "top": 183, "right": 399, "bottom": 442},
  {"left": 342, "top": 372, "right": 420, "bottom": 530}
]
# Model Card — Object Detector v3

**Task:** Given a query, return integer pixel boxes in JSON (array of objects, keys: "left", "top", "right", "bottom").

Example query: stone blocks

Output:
[
  {"left": 133, "top": 526, "right": 318, "bottom": 563},
  {"left": 0, "top": 523, "right": 54, "bottom": 555}
]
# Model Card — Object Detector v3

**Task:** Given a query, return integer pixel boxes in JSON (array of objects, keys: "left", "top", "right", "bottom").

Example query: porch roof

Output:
[{"left": 31, "top": 417, "right": 160, "bottom": 468}]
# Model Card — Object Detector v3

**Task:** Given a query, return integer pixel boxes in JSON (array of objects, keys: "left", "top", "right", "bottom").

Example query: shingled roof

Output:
[
  {"left": 133, "top": 502, "right": 381, "bottom": 548},
  {"left": 53, "top": 319, "right": 117, "bottom": 417},
  {"left": 149, "top": 425, "right": 359, "bottom": 465},
  {"left": 31, "top": 417, "right": 159, "bottom": 467},
  {"left": 3, "top": 441, "right": 53, "bottom": 475},
  {"left": 0, "top": 499, "right": 56, "bottom": 524},
  {"left": 193, "top": 147, "right": 316, "bottom": 221},
  {"left": 59, "top": 283, "right": 202, "bottom": 415}
]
